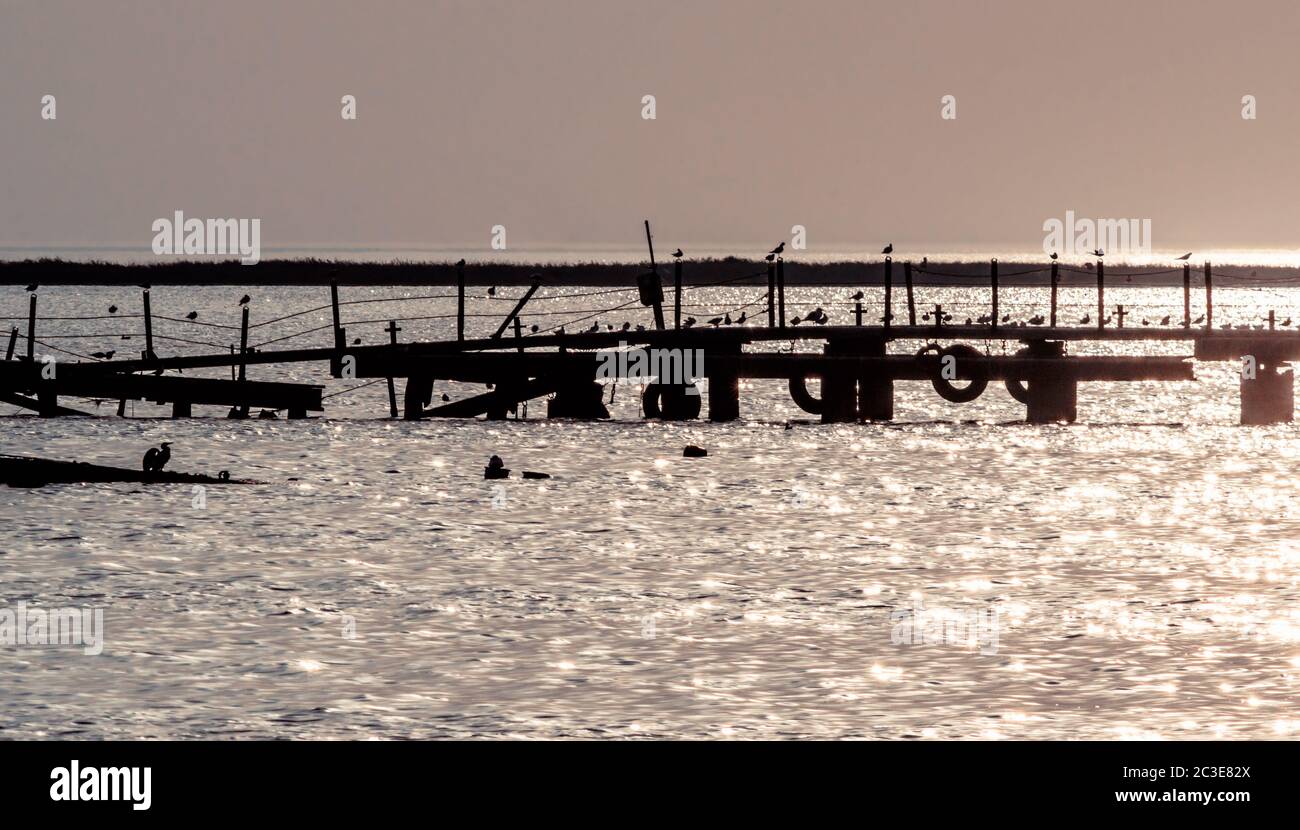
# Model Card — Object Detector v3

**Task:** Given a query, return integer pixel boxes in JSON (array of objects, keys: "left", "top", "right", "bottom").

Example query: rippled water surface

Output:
[{"left": 2, "top": 284, "right": 1299, "bottom": 739}]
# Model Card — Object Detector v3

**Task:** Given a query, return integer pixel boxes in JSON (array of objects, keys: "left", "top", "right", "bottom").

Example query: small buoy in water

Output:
[
  {"left": 683, "top": 445, "right": 707, "bottom": 458},
  {"left": 522, "top": 471, "right": 550, "bottom": 480},
  {"left": 484, "top": 455, "right": 510, "bottom": 479}
]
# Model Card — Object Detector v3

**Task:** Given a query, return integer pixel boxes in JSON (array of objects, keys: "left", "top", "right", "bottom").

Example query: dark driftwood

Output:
[{"left": 0, "top": 454, "right": 257, "bottom": 487}]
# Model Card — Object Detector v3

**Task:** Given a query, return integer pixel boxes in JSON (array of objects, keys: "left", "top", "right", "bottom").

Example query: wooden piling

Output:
[
  {"left": 776, "top": 259, "right": 787, "bottom": 328},
  {"left": 330, "top": 281, "right": 343, "bottom": 348},
  {"left": 142, "top": 289, "right": 155, "bottom": 360},
  {"left": 766, "top": 262, "right": 776, "bottom": 327},
  {"left": 1115, "top": 304, "right": 1126, "bottom": 328},
  {"left": 513, "top": 317, "right": 524, "bottom": 352},
  {"left": 855, "top": 301, "right": 863, "bottom": 326},
  {"left": 1182, "top": 263, "right": 1191, "bottom": 328},
  {"left": 1049, "top": 261, "right": 1059, "bottom": 328},
  {"left": 1269, "top": 309, "right": 1276, "bottom": 331},
  {"left": 385, "top": 320, "right": 401, "bottom": 418},
  {"left": 238, "top": 306, "right": 249, "bottom": 383},
  {"left": 1096, "top": 261, "right": 1105, "bottom": 330},
  {"left": 990, "top": 259, "right": 999, "bottom": 330},
  {"left": 883, "top": 257, "right": 893, "bottom": 329},
  {"left": 27, "top": 294, "right": 36, "bottom": 361},
  {"left": 5, "top": 327, "right": 16, "bottom": 361},
  {"left": 1204, "top": 262, "right": 1213, "bottom": 331},
  {"left": 904, "top": 261, "right": 916, "bottom": 325},
  {"left": 674, "top": 258, "right": 683, "bottom": 330},
  {"left": 455, "top": 261, "right": 465, "bottom": 341}
]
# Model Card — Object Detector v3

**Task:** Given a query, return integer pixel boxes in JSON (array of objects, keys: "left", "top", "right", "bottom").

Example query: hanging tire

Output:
[
  {"left": 642, "top": 382, "right": 701, "bottom": 420},
  {"left": 1004, "top": 347, "right": 1031, "bottom": 404},
  {"left": 788, "top": 376, "right": 825, "bottom": 414},
  {"left": 921, "top": 343, "right": 989, "bottom": 403}
]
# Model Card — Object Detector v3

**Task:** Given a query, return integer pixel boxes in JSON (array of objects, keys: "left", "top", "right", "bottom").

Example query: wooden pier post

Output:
[
  {"left": 385, "top": 320, "right": 401, "bottom": 418},
  {"left": 404, "top": 375, "right": 433, "bottom": 420},
  {"left": 820, "top": 339, "right": 858, "bottom": 423},
  {"left": 25, "top": 295, "right": 35, "bottom": 361},
  {"left": 855, "top": 301, "right": 863, "bottom": 326},
  {"left": 766, "top": 262, "right": 776, "bottom": 327},
  {"left": 883, "top": 257, "right": 893, "bottom": 329},
  {"left": 330, "top": 281, "right": 343, "bottom": 348},
  {"left": 1204, "top": 262, "right": 1213, "bottom": 331},
  {"left": 1115, "top": 305, "right": 1127, "bottom": 328},
  {"left": 513, "top": 317, "right": 524, "bottom": 351},
  {"left": 856, "top": 336, "right": 893, "bottom": 422},
  {"left": 1182, "top": 263, "right": 1191, "bottom": 328},
  {"left": 1241, "top": 363, "right": 1294, "bottom": 424},
  {"left": 1022, "top": 340, "right": 1077, "bottom": 423},
  {"left": 777, "top": 258, "right": 787, "bottom": 328},
  {"left": 1096, "top": 261, "right": 1105, "bottom": 330},
  {"left": 1049, "top": 261, "right": 1059, "bottom": 328},
  {"left": 674, "top": 258, "right": 683, "bottom": 330},
  {"left": 990, "top": 259, "right": 999, "bottom": 330},
  {"left": 456, "top": 260, "right": 465, "bottom": 342},
  {"left": 904, "top": 261, "right": 916, "bottom": 325},
  {"left": 707, "top": 344, "right": 742, "bottom": 422},
  {"left": 237, "top": 306, "right": 249, "bottom": 383},
  {"left": 142, "top": 289, "right": 156, "bottom": 360},
  {"left": 1270, "top": 310, "right": 1276, "bottom": 331},
  {"left": 5, "top": 327, "right": 16, "bottom": 361}
]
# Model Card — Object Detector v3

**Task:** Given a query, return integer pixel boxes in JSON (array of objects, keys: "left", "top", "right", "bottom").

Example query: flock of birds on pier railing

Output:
[{"left": 9, "top": 242, "right": 1300, "bottom": 376}]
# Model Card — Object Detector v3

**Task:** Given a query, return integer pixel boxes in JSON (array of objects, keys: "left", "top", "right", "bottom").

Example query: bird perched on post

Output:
[
  {"left": 142, "top": 441, "right": 172, "bottom": 473},
  {"left": 769, "top": 242, "right": 785, "bottom": 257},
  {"left": 24, "top": 284, "right": 38, "bottom": 292},
  {"left": 456, "top": 258, "right": 466, "bottom": 268},
  {"left": 1049, "top": 252, "right": 1059, "bottom": 260},
  {"left": 186, "top": 311, "right": 198, "bottom": 320},
  {"left": 881, "top": 243, "right": 893, "bottom": 255},
  {"left": 764, "top": 253, "right": 776, "bottom": 262},
  {"left": 1092, "top": 249, "right": 1104, "bottom": 258},
  {"left": 1176, "top": 252, "right": 1193, "bottom": 261},
  {"left": 850, "top": 290, "right": 864, "bottom": 301},
  {"left": 673, "top": 248, "right": 683, "bottom": 259},
  {"left": 108, "top": 305, "right": 118, "bottom": 314},
  {"left": 238, "top": 294, "right": 251, "bottom": 306}
]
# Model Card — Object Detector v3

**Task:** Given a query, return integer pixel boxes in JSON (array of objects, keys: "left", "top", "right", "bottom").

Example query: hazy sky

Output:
[{"left": 3, "top": 0, "right": 1300, "bottom": 253}]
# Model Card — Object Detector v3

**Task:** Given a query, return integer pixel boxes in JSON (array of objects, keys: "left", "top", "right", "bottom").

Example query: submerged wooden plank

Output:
[{"left": 0, "top": 454, "right": 258, "bottom": 487}]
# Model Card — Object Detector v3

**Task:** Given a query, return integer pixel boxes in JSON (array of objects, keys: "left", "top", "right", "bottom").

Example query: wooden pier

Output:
[{"left": 5, "top": 252, "right": 1300, "bottom": 425}]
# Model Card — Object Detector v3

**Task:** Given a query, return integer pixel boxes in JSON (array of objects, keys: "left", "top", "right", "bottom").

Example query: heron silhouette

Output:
[{"left": 142, "top": 442, "right": 172, "bottom": 473}]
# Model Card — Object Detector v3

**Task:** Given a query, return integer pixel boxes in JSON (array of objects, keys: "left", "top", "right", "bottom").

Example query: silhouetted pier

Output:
[{"left": 5, "top": 249, "right": 1300, "bottom": 425}]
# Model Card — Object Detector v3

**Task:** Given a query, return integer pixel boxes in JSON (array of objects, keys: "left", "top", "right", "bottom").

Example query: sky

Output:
[{"left": 3, "top": 0, "right": 1300, "bottom": 255}]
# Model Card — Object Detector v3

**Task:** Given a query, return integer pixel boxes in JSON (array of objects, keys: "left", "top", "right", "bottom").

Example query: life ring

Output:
[
  {"left": 642, "top": 382, "right": 701, "bottom": 420},
  {"left": 788, "top": 376, "right": 825, "bottom": 414},
  {"left": 1004, "top": 347, "right": 1031, "bottom": 404},
  {"left": 920, "top": 343, "right": 989, "bottom": 403}
]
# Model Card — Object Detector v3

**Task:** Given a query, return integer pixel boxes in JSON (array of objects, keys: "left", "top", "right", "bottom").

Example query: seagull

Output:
[
  {"left": 238, "top": 294, "right": 250, "bottom": 306},
  {"left": 770, "top": 242, "right": 785, "bottom": 256},
  {"left": 487, "top": 286, "right": 496, "bottom": 297},
  {"left": 1001, "top": 314, "right": 1011, "bottom": 323},
  {"left": 1141, "top": 318, "right": 1150, "bottom": 326},
  {"left": 138, "top": 283, "right": 151, "bottom": 290},
  {"left": 90, "top": 350, "right": 115, "bottom": 359},
  {"left": 621, "top": 321, "right": 631, "bottom": 331},
  {"left": 1079, "top": 313, "right": 1091, "bottom": 325},
  {"left": 1028, "top": 315, "right": 1045, "bottom": 325},
  {"left": 185, "top": 311, "right": 198, "bottom": 320},
  {"left": 108, "top": 305, "right": 118, "bottom": 314},
  {"left": 672, "top": 248, "right": 683, "bottom": 259},
  {"left": 881, "top": 243, "right": 893, "bottom": 255},
  {"left": 142, "top": 441, "right": 172, "bottom": 473},
  {"left": 1176, "top": 252, "right": 1193, "bottom": 261},
  {"left": 588, "top": 321, "right": 599, "bottom": 332},
  {"left": 683, "top": 317, "right": 696, "bottom": 328},
  {"left": 1160, "top": 315, "right": 1171, "bottom": 325},
  {"left": 1049, "top": 252, "right": 1059, "bottom": 260},
  {"left": 456, "top": 258, "right": 466, "bottom": 268},
  {"left": 24, "top": 284, "right": 37, "bottom": 292},
  {"left": 736, "top": 311, "right": 747, "bottom": 324},
  {"left": 765, "top": 253, "right": 776, "bottom": 262},
  {"left": 1284, "top": 318, "right": 1293, "bottom": 327},
  {"left": 708, "top": 316, "right": 723, "bottom": 327},
  {"left": 1092, "top": 249, "right": 1104, "bottom": 258},
  {"left": 850, "top": 290, "right": 864, "bottom": 301},
  {"left": 790, "top": 316, "right": 803, "bottom": 326},
  {"left": 723, "top": 313, "right": 733, "bottom": 325},
  {"left": 1192, "top": 314, "right": 1205, "bottom": 324}
]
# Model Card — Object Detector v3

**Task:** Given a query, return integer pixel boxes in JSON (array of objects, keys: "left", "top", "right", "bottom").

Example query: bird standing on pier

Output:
[
  {"left": 1049, "top": 252, "right": 1059, "bottom": 260},
  {"left": 456, "top": 258, "right": 466, "bottom": 268},
  {"left": 683, "top": 317, "right": 696, "bottom": 328},
  {"left": 238, "top": 294, "right": 251, "bottom": 306},
  {"left": 142, "top": 441, "right": 172, "bottom": 473},
  {"left": 1176, "top": 252, "right": 1193, "bottom": 261},
  {"left": 708, "top": 316, "right": 723, "bottom": 327},
  {"left": 108, "top": 305, "right": 117, "bottom": 314},
  {"left": 487, "top": 286, "right": 497, "bottom": 297},
  {"left": 186, "top": 311, "right": 198, "bottom": 320},
  {"left": 673, "top": 248, "right": 683, "bottom": 259},
  {"left": 1092, "top": 249, "right": 1104, "bottom": 258},
  {"left": 1193, "top": 314, "right": 1205, "bottom": 324},
  {"left": 770, "top": 242, "right": 785, "bottom": 257},
  {"left": 736, "top": 311, "right": 747, "bottom": 325},
  {"left": 90, "top": 350, "right": 115, "bottom": 360},
  {"left": 1079, "top": 313, "right": 1091, "bottom": 325},
  {"left": 881, "top": 243, "right": 893, "bottom": 255},
  {"left": 24, "top": 284, "right": 37, "bottom": 292}
]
